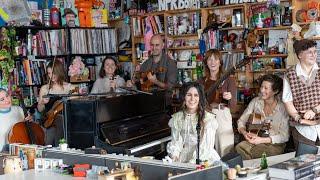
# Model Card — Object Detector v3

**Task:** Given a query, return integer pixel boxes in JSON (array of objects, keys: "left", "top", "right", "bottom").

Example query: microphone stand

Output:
[{"left": 196, "top": 119, "right": 201, "bottom": 165}]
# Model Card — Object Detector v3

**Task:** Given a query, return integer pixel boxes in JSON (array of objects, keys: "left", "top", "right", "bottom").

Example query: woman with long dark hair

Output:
[{"left": 166, "top": 82, "right": 220, "bottom": 164}]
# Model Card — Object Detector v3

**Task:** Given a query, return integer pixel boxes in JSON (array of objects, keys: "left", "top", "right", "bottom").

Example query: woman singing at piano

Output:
[
  {"left": 198, "top": 49, "right": 237, "bottom": 157},
  {"left": 236, "top": 74, "right": 289, "bottom": 160},
  {"left": 167, "top": 82, "right": 220, "bottom": 164},
  {"left": 91, "top": 56, "right": 131, "bottom": 94},
  {"left": 38, "top": 60, "right": 76, "bottom": 146}
]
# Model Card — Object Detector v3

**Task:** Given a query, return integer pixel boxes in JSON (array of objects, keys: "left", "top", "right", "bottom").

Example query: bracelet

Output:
[{"left": 312, "top": 106, "right": 319, "bottom": 114}]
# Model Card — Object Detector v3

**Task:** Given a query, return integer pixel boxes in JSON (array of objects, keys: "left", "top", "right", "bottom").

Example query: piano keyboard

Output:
[{"left": 128, "top": 136, "right": 172, "bottom": 154}]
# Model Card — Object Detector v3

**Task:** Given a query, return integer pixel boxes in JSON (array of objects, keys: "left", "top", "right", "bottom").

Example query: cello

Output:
[{"left": 8, "top": 89, "right": 45, "bottom": 145}]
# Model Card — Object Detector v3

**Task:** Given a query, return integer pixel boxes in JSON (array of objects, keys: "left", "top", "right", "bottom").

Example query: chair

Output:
[
  {"left": 221, "top": 152, "right": 243, "bottom": 168},
  {"left": 295, "top": 142, "right": 318, "bottom": 157}
]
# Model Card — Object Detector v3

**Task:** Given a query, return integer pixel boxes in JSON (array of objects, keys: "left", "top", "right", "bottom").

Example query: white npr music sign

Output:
[{"left": 158, "top": 0, "right": 201, "bottom": 11}]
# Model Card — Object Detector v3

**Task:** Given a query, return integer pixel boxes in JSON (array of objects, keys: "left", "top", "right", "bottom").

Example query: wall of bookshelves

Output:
[{"left": 11, "top": 26, "right": 117, "bottom": 107}]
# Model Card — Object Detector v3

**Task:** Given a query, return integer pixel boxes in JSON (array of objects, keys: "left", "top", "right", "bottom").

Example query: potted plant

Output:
[{"left": 59, "top": 138, "right": 68, "bottom": 151}]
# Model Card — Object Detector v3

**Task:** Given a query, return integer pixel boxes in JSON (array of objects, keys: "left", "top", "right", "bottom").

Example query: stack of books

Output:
[{"left": 268, "top": 154, "right": 320, "bottom": 180}]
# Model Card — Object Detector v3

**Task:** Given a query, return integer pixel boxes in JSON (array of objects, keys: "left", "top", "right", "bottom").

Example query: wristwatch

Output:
[{"left": 312, "top": 106, "right": 319, "bottom": 114}]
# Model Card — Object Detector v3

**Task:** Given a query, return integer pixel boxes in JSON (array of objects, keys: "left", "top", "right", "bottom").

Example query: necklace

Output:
[{"left": 0, "top": 107, "right": 11, "bottom": 114}]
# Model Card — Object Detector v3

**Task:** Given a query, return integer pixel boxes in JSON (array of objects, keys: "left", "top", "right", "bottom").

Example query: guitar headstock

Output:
[{"left": 235, "top": 56, "right": 251, "bottom": 70}]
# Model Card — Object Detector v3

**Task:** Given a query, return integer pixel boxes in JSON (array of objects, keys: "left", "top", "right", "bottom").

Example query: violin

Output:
[
  {"left": 43, "top": 88, "right": 78, "bottom": 128},
  {"left": 43, "top": 100, "right": 63, "bottom": 128},
  {"left": 8, "top": 89, "right": 45, "bottom": 145}
]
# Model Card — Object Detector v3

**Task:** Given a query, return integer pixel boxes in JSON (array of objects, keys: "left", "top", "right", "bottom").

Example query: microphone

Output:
[{"left": 196, "top": 119, "right": 201, "bottom": 165}]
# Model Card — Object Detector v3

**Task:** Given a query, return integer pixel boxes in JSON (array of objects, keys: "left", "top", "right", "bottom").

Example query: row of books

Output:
[
  {"left": 222, "top": 53, "right": 245, "bottom": 71},
  {"left": 35, "top": 30, "right": 67, "bottom": 56},
  {"left": 14, "top": 59, "right": 48, "bottom": 86},
  {"left": 132, "top": 15, "right": 164, "bottom": 36},
  {"left": 13, "top": 58, "right": 98, "bottom": 87},
  {"left": 70, "top": 29, "right": 117, "bottom": 54},
  {"left": 269, "top": 154, "right": 320, "bottom": 180},
  {"left": 202, "top": 30, "right": 219, "bottom": 50},
  {"left": 18, "top": 30, "right": 68, "bottom": 57}
]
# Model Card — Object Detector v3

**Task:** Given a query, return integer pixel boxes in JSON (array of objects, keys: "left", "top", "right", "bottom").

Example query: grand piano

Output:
[{"left": 64, "top": 90, "right": 171, "bottom": 158}]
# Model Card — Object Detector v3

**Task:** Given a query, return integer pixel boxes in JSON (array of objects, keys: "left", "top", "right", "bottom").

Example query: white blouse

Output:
[
  {"left": 167, "top": 111, "right": 220, "bottom": 164},
  {"left": 237, "top": 96, "right": 290, "bottom": 144},
  {"left": 0, "top": 106, "right": 24, "bottom": 151},
  {"left": 90, "top": 75, "right": 125, "bottom": 94}
]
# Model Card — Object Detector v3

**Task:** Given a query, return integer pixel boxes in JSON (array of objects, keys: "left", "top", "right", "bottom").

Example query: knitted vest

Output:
[{"left": 286, "top": 66, "right": 320, "bottom": 121}]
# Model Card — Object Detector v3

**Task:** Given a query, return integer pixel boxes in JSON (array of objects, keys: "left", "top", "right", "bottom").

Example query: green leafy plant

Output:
[
  {"left": 0, "top": 27, "right": 16, "bottom": 87},
  {"left": 59, "top": 138, "right": 67, "bottom": 144}
]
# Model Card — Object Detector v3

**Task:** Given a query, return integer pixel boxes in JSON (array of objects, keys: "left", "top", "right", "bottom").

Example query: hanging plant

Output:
[{"left": 0, "top": 27, "right": 16, "bottom": 87}]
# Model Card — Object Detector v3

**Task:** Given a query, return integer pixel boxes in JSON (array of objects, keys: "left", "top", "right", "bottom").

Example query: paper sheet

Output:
[{"left": 268, "top": 30, "right": 288, "bottom": 48}]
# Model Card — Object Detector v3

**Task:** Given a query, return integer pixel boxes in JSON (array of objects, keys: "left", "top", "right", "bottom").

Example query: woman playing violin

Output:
[
  {"left": 198, "top": 49, "right": 237, "bottom": 157},
  {"left": 91, "top": 56, "right": 130, "bottom": 94},
  {"left": 37, "top": 60, "right": 75, "bottom": 146},
  {"left": 0, "top": 88, "right": 32, "bottom": 151}
]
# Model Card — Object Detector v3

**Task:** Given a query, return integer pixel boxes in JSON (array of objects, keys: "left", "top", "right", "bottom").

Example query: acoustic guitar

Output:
[{"left": 246, "top": 113, "right": 271, "bottom": 137}]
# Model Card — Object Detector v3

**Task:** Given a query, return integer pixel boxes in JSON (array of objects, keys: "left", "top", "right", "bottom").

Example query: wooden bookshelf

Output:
[
  {"left": 167, "top": 34, "right": 198, "bottom": 38},
  {"left": 256, "top": 26, "right": 291, "bottom": 31},
  {"left": 221, "top": 50, "right": 245, "bottom": 53},
  {"left": 168, "top": 46, "right": 199, "bottom": 50},
  {"left": 219, "top": 26, "right": 244, "bottom": 31},
  {"left": 249, "top": 54, "right": 288, "bottom": 58},
  {"left": 203, "top": 3, "right": 245, "bottom": 10}
]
